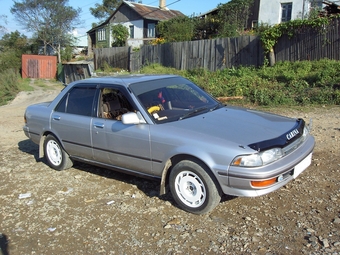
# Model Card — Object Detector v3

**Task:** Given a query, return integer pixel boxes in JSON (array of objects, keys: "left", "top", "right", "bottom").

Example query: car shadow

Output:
[
  {"left": 17, "top": 139, "right": 235, "bottom": 207},
  {"left": 18, "top": 139, "right": 41, "bottom": 162},
  {"left": 0, "top": 233, "right": 9, "bottom": 255},
  {"left": 17, "top": 139, "right": 172, "bottom": 201},
  {"left": 72, "top": 161, "right": 170, "bottom": 200}
]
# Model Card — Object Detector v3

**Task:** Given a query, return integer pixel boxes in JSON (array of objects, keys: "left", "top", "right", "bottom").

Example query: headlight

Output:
[{"left": 232, "top": 148, "right": 283, "bottom": 167}]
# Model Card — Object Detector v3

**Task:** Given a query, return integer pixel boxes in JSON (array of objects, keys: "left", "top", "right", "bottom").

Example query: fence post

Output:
[
  {"left": 268, "top": 47, "right": 275, "bottom": 66},
  {"left": 128, "top": 46, "right": 132, "bottom": 72}
]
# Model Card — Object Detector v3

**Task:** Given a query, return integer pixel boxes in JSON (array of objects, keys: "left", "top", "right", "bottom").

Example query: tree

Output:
[
  {"left": 0, "top": 15, "right": 7, "bottom": 36},
  {"left": 90, "top": 0, "right": 122, "bottom": 21},
  {"left": 0, "top": 31, "right": 30, "bottom": 71},
  {"left": 157, "top": 16, "right": 195, "bottom": 42},
  {"left": 217, "top": 0, "right": 254, "bottom": 37},
  {"left": 193, "top": 15, "right": 220, "bottom": 40},
  {"left": 11, "top": 0, "right": 81, "bottom": 62},
  {"left": 111, "top": 24, "right": 129, "bottom": 47}
]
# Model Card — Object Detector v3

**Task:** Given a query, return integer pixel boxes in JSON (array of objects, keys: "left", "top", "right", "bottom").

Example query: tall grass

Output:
[
  {"left": 140, "top": 59, "right": 340, "bottom": 106},
  {"left": 0, "top": 69, "right": 21, "bottom": 106},
  {"left": 1, "top": 59, "right": 339, "bottom": 107}
]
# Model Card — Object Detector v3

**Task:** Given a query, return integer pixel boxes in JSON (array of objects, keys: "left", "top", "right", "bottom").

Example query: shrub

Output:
[{"left": 0, "top": 69, "right": 21, "bottom": 105}]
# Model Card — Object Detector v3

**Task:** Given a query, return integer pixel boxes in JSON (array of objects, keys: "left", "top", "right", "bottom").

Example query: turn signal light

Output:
[{"left": 251, "top": 177, "right": 276, "bottom": 187}]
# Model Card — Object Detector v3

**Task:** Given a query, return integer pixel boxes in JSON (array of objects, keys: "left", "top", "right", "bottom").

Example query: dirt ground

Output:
[{"left": 0, "top": 79, "right": 339, "bottom": 255}]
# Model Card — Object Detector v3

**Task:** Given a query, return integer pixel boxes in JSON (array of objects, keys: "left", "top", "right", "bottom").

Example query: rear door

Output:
[{"left": 51, "top": 85, "right": 96, "bottom": 159}]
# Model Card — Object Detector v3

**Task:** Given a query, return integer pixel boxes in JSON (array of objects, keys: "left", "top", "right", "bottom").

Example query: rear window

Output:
[{"left": 55, "top": 87, "right": 96, "bottom": 116}]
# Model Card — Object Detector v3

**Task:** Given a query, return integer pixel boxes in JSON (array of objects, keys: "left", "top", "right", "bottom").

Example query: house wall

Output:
[
  {"left": 258, "top": 0, "right": 311, "bottom": 26},
  {"left": 111, "top": 5, "right": 142, "bottom": 23},
  {"left": 111, "top": 19, "right": 144, "bottom": 48},
  {"left": 110, "top": 5, "right": 146, "bottom": 47}
]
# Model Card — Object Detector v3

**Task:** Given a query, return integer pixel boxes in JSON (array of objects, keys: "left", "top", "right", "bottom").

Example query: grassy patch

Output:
[
  {"left": 0, "top": 69, "right": 22, "bottom": 106},
  {"left": 1, "top": 59, "right": 339, "bottom": 107},
  {"left": 138, "top": 59, "right": 340, "bottom": 106}
]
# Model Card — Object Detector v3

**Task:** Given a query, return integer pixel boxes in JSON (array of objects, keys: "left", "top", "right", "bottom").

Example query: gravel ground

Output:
[{"left": 0, "top": 79, "right": 339, "bottom": 255}]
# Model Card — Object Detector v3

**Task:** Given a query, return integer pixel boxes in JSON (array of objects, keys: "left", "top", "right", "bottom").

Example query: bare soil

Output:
[{"left": 0, "top": 79, "right": 339, "bottom": 255}]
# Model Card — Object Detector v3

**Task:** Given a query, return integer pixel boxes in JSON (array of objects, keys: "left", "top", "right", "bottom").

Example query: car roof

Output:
[{"left": 68, "top": 74, "right": 180, "bottom": 88}]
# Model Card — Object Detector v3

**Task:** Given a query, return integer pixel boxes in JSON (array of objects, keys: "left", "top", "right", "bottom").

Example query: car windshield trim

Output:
[
  {"left": 178, "top": 106, "right": 209, "bottom": 120},
  {"left": 129, "top": 77, "right": 185, "bottom": 96}
]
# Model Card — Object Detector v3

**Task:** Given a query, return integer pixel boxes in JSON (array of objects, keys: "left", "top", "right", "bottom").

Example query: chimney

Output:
[{"left": 159, "top": 0, "right": 166, "bottom": 9}]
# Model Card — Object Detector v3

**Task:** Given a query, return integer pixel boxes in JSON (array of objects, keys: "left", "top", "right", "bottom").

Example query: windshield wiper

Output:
[
  {"left": 210, "top": 102, "right": 225, "bottom": 111},
  {"left": 178, "top": 107, "right": 208, "bottom": 120}
]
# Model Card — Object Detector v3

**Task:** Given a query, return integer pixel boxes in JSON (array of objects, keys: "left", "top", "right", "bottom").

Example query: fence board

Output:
[{"left": 92, "top": 17, "right": 340, "bottom": 73}]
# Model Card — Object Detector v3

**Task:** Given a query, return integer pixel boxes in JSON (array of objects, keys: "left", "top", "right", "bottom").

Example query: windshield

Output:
[{"left": 129, "top": 77, "right": 222, "bottom": 123}]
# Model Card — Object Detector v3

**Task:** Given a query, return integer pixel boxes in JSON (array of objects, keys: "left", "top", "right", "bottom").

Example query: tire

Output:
[
  {"left": 44, "top": 134, "right": 73, "bottom": 171},
  {"left": 169, "top": 159, "right": 222, "bottom": 214}
]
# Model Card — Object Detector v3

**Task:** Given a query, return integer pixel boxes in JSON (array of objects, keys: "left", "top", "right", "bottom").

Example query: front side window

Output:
[
  {"left": 281, "top": 3, "right": 292, "bottom": 22},
  {"left": 99, "top": 88, "right": 135, "bottom": 120},
  {"left": 129, "top": 77, "right": 221, "bottom": 123},
  {"left": 55, "top": 87, "right": 96, "bottom": 116},
  {"left": 147, "top": 23, "right": 155, "bottom": 38}
]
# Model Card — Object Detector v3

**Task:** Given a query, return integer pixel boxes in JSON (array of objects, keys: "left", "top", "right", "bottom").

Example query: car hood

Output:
[{"left": 163, "top": 106, "right": 303, "bottom": 151}]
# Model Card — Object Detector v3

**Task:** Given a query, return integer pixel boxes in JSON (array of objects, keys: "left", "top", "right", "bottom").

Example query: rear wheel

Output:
[
  {"left": 169, "top": 159, "right": 221, "bottom": 214},
  {"left": 44, "top": 134, "right": 73, "bottom": 171}
]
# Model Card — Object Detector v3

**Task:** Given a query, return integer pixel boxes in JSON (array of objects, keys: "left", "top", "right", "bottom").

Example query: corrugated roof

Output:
[{"left": 127, "top": 2, "right": 184, "bottom": 21}]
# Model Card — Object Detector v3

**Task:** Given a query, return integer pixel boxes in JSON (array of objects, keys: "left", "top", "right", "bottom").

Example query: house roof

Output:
[
  {"left": 196, "top": 7, "right": 219, "bottom": 18},
  {"left": 125, "top": 1, "right": 183, "bottom": 21},
  {"left": 87, "top": 1, "right": 184, "bottom": 33}
]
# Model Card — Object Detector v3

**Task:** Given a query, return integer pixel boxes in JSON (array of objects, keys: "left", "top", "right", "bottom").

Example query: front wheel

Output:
[
  {"left": 44, "top": 134, "right": 73, "bottom": 171},
  {"left": 169, "top": 159, "right": 222, "bottom": 214}
]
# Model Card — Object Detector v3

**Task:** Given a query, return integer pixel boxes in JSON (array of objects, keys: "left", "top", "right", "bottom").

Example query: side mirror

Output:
[{"left": 122, "top": 112, "right": 143, "bottom": 125}]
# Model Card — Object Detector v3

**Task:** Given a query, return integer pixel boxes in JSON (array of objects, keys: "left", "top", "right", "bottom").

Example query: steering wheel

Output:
[{"left": 148, "top": 105, "right": 161, "bottom": 114}]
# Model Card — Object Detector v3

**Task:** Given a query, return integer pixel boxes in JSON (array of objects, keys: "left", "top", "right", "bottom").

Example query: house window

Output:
[
  {"left": 148, "top": 23, "right": 155, "bottom": 38},
  {"left": 252, "top": 20, "right": 258, "bottom": 28},
  {"left": 311, "top": 0, "right": 322, "bottom": 9},
  {"left": 98, "top": 28, "right": 106, "bottom": 41},
  {"left": 129, "top": 25, "right": 134, "bottom": 39},
  {"left": 281, "top": 3, "right": 292, "bottom": 22}
]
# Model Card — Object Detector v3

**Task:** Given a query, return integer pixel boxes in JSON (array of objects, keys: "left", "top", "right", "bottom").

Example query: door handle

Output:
[
  {"left": 52, "top": 115, "right": 61, "bottom": 121},
  {"left": 94, "top": 122, "right": 104, "bottom": 129}
]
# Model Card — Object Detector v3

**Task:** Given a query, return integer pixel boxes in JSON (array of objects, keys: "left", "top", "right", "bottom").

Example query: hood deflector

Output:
[{"left": 248, "top": 119, "right": 305, "bottom": 152}]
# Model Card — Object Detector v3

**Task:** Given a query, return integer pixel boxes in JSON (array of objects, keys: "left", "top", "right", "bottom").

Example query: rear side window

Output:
[{"left": 55, "top": 87, "right": 96, "bottom": 116}]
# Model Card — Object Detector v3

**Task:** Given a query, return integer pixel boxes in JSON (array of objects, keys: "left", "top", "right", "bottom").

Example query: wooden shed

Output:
[{"left": 22, "top": 55, "right": 57, "bottom": 79}]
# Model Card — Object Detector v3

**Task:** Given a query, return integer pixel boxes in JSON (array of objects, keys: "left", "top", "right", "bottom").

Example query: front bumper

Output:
[{"left": 217, "top": 135, "right": 315, "bottom": 197}]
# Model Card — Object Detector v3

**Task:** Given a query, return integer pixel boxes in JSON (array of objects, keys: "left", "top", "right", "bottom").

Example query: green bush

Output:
[
  {"left": 0, "top": 69, "right": 21, "bottom": 105},
  {"left": 61, "top": 46, "right": 73, "bottom": 62}
]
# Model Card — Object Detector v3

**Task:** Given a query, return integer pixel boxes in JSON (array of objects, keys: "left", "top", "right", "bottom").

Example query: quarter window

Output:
[{"left": 281, "top": 3, "right": 292, "bottom": 22}]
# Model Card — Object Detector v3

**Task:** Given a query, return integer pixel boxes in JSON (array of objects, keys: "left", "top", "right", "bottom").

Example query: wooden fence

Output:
[
  {"left": 94, "top": 47, "right": 130, "bottom": 71},
  {"left": 93, "top": 17, "right": 340, "bottom": 72},
  {"left": 274, "top": 18, "right": 340, "bottom": 62}
]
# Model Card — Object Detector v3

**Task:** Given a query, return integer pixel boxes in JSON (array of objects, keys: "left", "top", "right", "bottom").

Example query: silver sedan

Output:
[{"left": 23, "top": 75, "right": 315, "bottom": 214}]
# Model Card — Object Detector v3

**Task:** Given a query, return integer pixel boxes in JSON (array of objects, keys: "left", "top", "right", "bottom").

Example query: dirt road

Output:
[{"left": 0, "top": 79, "right": 339, "bottom": 254}]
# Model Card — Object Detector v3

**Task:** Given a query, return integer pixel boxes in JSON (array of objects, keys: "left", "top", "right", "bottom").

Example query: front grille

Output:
[{"left": 282, "top": 134, "right": 305, "bottom": 156}]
